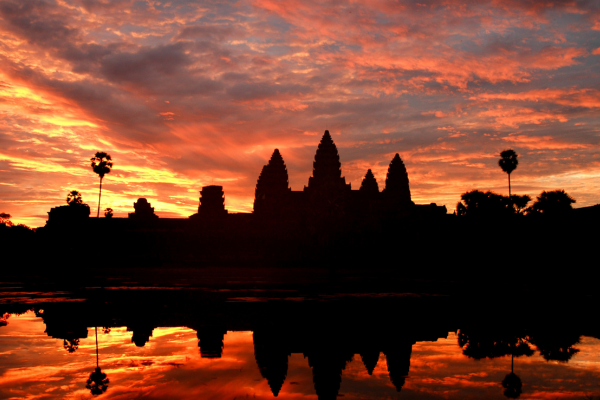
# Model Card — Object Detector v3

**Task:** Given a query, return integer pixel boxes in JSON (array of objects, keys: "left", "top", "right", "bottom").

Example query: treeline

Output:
[{"left": 456, "top": 189, "right": 576, "bottom": 217}]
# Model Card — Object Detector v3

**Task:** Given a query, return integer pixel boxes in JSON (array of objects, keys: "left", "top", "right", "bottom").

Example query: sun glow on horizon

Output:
[{"left": 0, "top": 0, "right": 599, "bottom": 227}]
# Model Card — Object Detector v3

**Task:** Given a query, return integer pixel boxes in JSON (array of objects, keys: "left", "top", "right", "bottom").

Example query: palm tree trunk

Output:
[
  {"left": 95, "top": 326, "right": 99, "bottom": 368},
  {"left": 511, "top": 353, "right": 514, "bottom": 373},
  {"left": 508, "top": 173, "right": 512, "bottom": 198},
  {"left": 97, "top": 177, "right": 103, "bottom": 218}
]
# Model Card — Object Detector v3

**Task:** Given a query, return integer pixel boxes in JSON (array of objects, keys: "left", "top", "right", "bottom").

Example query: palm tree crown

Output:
[
  {"left": 499, "top": 149, "right": 518, "bottom": 197},
  {"left": 91, "top": 152, "right": 113, "bottom": 179},
  {"left": 66, "top": 190, "right": 83, "bottom": 206},
  {"left": 499, "top": 149, "right": 518, "bottom": 175}
]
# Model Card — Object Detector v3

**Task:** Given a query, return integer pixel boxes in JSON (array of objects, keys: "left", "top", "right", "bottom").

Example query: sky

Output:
[{"left": 0, "top": 0, "right": 599, "bottom": 227}]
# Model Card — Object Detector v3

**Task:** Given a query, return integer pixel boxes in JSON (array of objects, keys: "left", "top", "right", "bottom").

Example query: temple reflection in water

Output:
[{"left": 18, "top": 294, "right": 597, "bottom": 400}]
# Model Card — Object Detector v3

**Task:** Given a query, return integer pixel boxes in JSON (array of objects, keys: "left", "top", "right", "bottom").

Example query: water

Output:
[
  {"left": 1, "top": 310, "right": 600, "bottom": 399},
  {"left": 1, "top": 269, "right": 599, "bottom": 399}
]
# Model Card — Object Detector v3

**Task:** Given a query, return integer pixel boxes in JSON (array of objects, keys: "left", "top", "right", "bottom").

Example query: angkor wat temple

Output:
[
  {"left": 42, "top": 130, "right": 448, "bottom": 265},
  {"left": 252, "top": 130, "right": 443, "bottom": 220}
]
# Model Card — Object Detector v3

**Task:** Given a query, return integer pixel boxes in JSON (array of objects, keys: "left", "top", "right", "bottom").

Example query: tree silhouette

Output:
[
  {"left": 456, "top": 190, "right": 514, "bottom": 217},
  {"left": 86, "top": 326, "right": 110, "bottom": 395},
  {"left": 511, "top": 195, "right": 531, "bottom": 215},
  {"left": 502, "top": 370, "right": 522, "bottom": 398},
  {"left": 499, "top": 149, "right": 519, "bottom": 198},
  {"left": 0, "top": 213, "right": 13, "bottom": 227},
  {"left": 104, "top": 208, "right": 114, "bottom": 218},
  {"left": 458, "top": 329, "right": 533, "bottom": 360},
  {"left": 90, "top": 152, "right": 113, "bottom": 218},
  {"left": 66, "top": 191, "right": 83, "bottom": 206},
  {"left": 63, "top": 338, "right": 80, "bottom": 353},
  {"left": 86, "top": 367, "right": 109, "bottom": 395},
  {"left": 526, "top": 190, "right": 575, "bottom": 216},
  {"left": 528, "top": 331, "right": 580, "bottom": 362}
]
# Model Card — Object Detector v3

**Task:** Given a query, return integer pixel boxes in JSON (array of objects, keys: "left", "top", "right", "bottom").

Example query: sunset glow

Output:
[
  {"left": 1, "top": 0, "right": 599, "bottom": 226},
  {"left": 1, "top": 312, "right": 600, "bottom": 399}
]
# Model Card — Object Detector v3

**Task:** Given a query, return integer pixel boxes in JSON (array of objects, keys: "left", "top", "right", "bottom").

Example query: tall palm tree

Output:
[
  {"left": 86, "top": 326, "right": 110, "bottom": 395},
  {"left": 90, "top": 152, "right": 113, "bottom": 218},
  {"left": 499, "top": 149, "right": 518, "bottom": 197}
]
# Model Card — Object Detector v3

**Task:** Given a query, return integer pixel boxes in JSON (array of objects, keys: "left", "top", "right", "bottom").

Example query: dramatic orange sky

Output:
[{"left": 1, "top": 0, "right": 599, "bottom": 227}]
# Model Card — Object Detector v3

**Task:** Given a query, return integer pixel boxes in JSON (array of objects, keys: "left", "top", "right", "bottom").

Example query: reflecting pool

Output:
[{"left": 1, "top": 310, "right": 600, "bottom": 399}]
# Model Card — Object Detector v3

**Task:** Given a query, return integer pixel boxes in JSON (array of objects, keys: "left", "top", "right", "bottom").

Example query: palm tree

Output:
[
  {"left": 86, "top": 326, "right": 110, "bottom": 395},
  {"left": 66, "top": 190, "right": 83, "bottom": 206},
  {"left": 499, "top": 149, "right": 519, "bottom": 197},
  {"left": 90, "top": 152, "right": 113, "bottom": 218},
  {"left": 502, "top": 354, "right": 522, "bottom": 398}
]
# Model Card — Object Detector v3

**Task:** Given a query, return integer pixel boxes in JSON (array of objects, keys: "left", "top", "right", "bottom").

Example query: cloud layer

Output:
[{"left": 0, "top": 0, "right": 599, "bottom": 226}]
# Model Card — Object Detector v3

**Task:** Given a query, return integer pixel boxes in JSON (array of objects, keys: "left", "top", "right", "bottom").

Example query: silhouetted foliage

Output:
[
  {"left": 456, "top": 190, "right": 515, "bottom": 217},
  {"left": 458, "top": 329, "right": 533, "bottom": 360},
  {"left": 502, "top": 372, "right": 522, "bottom": 398},
  {"left": 14, "top": 223, "right": 35, "bottom": 232},
  {"left": 91, "top": 152, "right": 113, "bottom": 218},
  {"left": 499, "top": 149, "right": 519, "bottom": 197},
  {"left": 66, "top": 191, "right": 84, "bottom": 207},
  {"left": 526, "top": 190, "right": 576, "bottom": 216},
  {"left": 511, "top": 195, "right": 531, "bottom": 215},
  {"left": 104, "top": 208, "right": 114, "bottom": 218},
  {"left": 528, "top": 332, "right": 580, "bottom": 362},
  {"left": 63, "top": 338, "right": 80, "bottom": 353},
  {"left": 86, "top": 367, "right": 109, "bottom": 395},
  {"left": 0, "top": 213, "right": 13, "bottom": 227}
]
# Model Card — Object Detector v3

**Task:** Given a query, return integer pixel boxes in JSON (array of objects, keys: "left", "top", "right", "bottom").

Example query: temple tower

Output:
[
  {"left": 254, "top": 149, "right": 290, "bottom": 215},
  {"left": 384, "top": 342, "right": 414, "bottom": 392},
  {"left": 253, "top": 331, "right": 290, "bottom": 397},
  {"left": 307, "top": 130, "right": 349, "bottom": 193},
  {"left": 198, "top": 186, "right": 227, "bottom": 218},
  {"left": 197, "top": 328, "right": 227, "bottom": 358},
  {"left": 360, "top": 351, "right": 380, "bottom": 375},
  {"left": 129, "top": 198, "right": 158, "bottom": 220},
  {"left": 359, "top": 169, "right": 379, "bottom": 195},
  {"left": 382, "top": 154, "right": 412, "bottom": 205}
]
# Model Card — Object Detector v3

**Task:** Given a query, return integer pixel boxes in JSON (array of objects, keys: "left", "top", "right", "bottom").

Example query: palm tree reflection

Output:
[
  {"left": 458, "top": 329, "right": 531, "bottom": 399},
  {"left": 86, "top": 326, "right": 109, "bottom": 395},
  {"left": 63, "top": 338, "right": 79, "bottom": 353},
  {"left": 502, "top": 354, "right": 523, "bottom": 399}
]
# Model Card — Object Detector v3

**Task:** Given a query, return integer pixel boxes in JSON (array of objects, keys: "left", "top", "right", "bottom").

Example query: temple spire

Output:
[
  {"left": 307, "top": 130, "right": 347, "bottom": 191},
  {"left": 360, "top": 351, "right": 380, "bottom": 375},
  {"left": 383, "top": 154, "right": 411, "bottom": 204},
  {"left": 254, "top": 149, "right": 290, "bottom": 214},
  {"left": 359, "top": 169, "right": 379, "bottom": 194},
  {"left": 253, "top": 332, "right": 289, "bottom": 397}
]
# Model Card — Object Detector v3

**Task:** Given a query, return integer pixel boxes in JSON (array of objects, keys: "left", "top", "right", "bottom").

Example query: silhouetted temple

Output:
[
  {"left": 250, "top": 131, "right": 444, "bottom": 223},
  {"left": 42, "top": 130, "right": 448, "bottom": 264},
  {"left": 129, "top": 198, "right": 158, "bottom": 220}
]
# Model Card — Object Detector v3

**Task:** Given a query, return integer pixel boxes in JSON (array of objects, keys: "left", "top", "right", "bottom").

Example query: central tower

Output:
[{"left": 306, "top": 130, "right": 349, "bottom": 192}]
